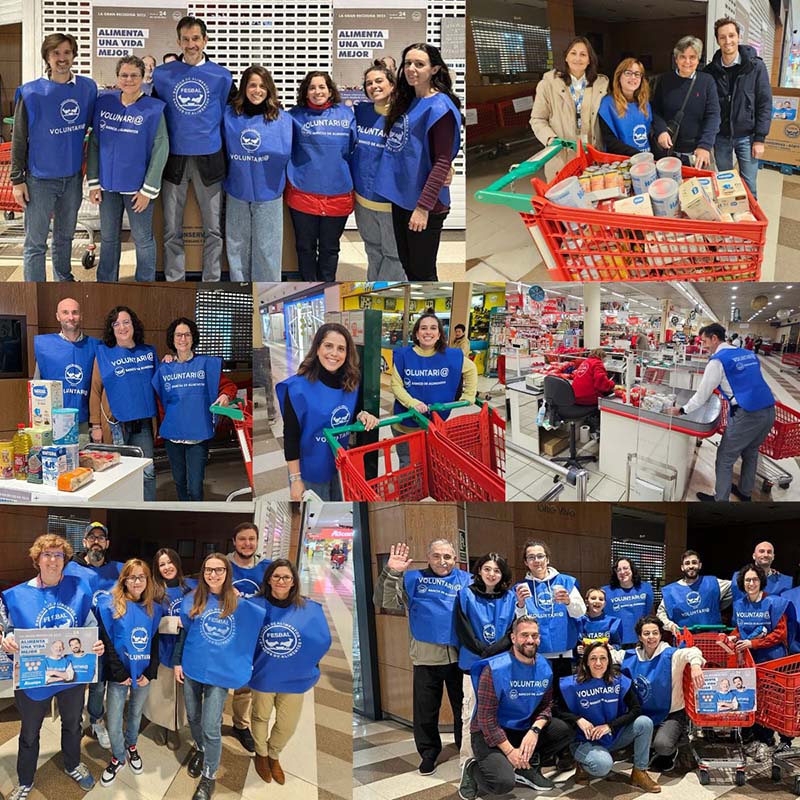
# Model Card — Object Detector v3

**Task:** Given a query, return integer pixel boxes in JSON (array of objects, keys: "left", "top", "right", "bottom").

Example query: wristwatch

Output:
[
  {"left": 678, "top": 407, "right": 686, "bottom": 415},
  {"left": 531, "top": 725, "right": 543, "bottom": 735}
]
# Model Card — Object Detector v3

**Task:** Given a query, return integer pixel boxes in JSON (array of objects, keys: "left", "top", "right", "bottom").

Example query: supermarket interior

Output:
[
  {"left": 253, "top": 282, "right": 507, "bottom": 500},
  {"left": 504, "top": 280, "right": 800, "bottom": 502}
]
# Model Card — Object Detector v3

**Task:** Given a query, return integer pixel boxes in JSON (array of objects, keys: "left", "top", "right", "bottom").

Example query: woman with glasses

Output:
[
  {"left": 90, "top": 306, "right": 157, "bottom": 501},
  {"left": 144, "top": 548, "right": 198, "bottom": 751},
  {"left": 96, "top": 559, "right": 163, "bottom": 787},
  {"left": 601, "top": 558, "right": 654, "bottom": 648},
  {"left": 152, "top": 318, "right": 238, "bottom": 502},
  {"left": 249, "top": 559, "right": 331, "bottom": 784},
  {"left": 0, "top": 535, "right": 102, "bottom": 797},
  {"left": 173, "top": 553, "right": 264, "bottom": 800},
  {"left": 598, "top": 59, "right": 653, "bottom": 155}
]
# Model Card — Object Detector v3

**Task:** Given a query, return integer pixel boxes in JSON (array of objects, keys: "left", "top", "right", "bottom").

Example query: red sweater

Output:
[{"left": 572, "top": 357, "right": 615, "bottom": 405}]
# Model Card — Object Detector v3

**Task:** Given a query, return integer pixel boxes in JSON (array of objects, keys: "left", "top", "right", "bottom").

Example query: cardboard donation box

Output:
[{"left": 762, "top": 88, "right": 800, "bottom": 168}]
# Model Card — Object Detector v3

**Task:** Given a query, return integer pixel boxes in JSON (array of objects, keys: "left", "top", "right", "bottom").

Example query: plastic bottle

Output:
[{"left": 12, "top": 424, "right": 31, "bottom": 480}]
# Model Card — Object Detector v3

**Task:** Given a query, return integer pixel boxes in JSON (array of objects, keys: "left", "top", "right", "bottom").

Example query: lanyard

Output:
[{"left": 569, "top": 78, "right": 587, "bottom": 130}]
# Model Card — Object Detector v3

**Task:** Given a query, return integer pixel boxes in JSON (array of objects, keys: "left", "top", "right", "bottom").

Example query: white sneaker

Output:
[{"left": 93, "top": 721, "right": 111, "bottom": 750}]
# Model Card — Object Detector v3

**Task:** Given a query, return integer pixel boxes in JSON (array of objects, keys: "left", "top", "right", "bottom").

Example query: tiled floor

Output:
[
  {"left": 506, "top": 352, "right": 800, "bottom": 502},
  {"left": 0, "top": 557, "right": 352, "bottom": 799},
  {"left": 352, "top": 716, "right": 800, "bottom": 800}
]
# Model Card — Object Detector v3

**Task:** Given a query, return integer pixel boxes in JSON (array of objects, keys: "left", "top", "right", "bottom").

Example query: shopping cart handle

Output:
[
  {"left": 209, "top": 402, "right": 244, "bottom": 421},
  {"left": 682, "top": 625, "right": 732, "bottom": 633},
  {"left": 426, "top": 401, "right": 472, "bottom": 413},
  {"left": 322, "top": 409, "right": 432, "bottom": 453}
]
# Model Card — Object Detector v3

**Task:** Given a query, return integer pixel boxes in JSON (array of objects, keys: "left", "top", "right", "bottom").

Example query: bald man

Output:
[
  {"left": 731, "top": 541, "right": 792, "bottom": 601},
  {"left": 33, "top": 298, "right": 100, "bottom": 432}
]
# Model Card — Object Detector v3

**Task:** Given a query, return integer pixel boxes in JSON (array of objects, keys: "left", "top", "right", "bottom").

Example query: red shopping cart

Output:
[
  {"left": 0, "top": 142, "right": 23, "bottom": 220},
  {"left": 677, "top": 626, "right": 757, "bottom": 786},
  {"left": 475, "top": 139, "right": 767, "bottom": 281},
  {"left": 780, "top": 352, "right": 800, "bottom": 373},
  {"left": 210, "top": 399, "right": 253, "bottom": 498}
]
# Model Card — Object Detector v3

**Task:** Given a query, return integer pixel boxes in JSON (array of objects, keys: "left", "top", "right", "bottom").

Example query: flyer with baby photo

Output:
[{"left": 13, "top": 627, "right": 99, "bottom": 690}]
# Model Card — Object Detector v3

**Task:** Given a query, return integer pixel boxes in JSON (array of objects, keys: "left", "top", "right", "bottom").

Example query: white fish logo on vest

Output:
[
  {"left": 64, "top": 364, "right": 83, "bottom": 386},
  {"left": 634, "top": 674, "right": 652, "bottom": 701},
  {"left": 260, "top": 622, "right": 301, "bottom": 658},
  {"left": 509, "top": 688, "right": 519, "bottom": 700},
  {"left": 330, "top": 405, "right": 351, "bottom": 427},
  {"left": 686, "top": 591, "right": 702, "bottom": 608},
  {"left": 240, "top": 129, "right": 262, "bottom": 152},
  {"left": 114, "top": 366, "right": 126, "bottom": 377},
  {"left": 482, "top": 623, "right": 496, "bottom": 643},
  {"left": 633, "top": 125, "right": 648, "bottom": 149},
  {"left": 60, "top": 99, "right": 81, "bottom": 124},
  {"left": 386, "top": 115, "right": 409, "bottom": 152},
  {"left": 35, "top": 602, "right": 78, "bottom": 628},
  {"left": 200, "top": 608, "right": 236, "bottom": 645},
  {"left": 173, "top": 78, "right": 210, "bottom": 115},
  {"left": 131, "top": 627, "right": 149, "bottom": 651}
]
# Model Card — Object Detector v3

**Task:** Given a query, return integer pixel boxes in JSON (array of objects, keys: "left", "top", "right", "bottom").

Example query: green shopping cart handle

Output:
[
  {"left": 474, "top": 138, "right": 576, "bottom": 212},
  {"left": 210, "top": 400, "right": 244, "bottom": 421},
  {"left": 682, "top": 625, "right": 732, "bottom": 633}
]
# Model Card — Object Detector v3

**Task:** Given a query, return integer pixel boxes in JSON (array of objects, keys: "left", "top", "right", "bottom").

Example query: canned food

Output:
[
  {"left": 0, "top": 442, "right": 12, "bottom": 480},
  {"left": 590, "top": 171, "right": 606, "bottom": 191}
]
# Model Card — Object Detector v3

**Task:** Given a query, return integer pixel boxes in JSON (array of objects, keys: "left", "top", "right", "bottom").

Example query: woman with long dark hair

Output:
[
  {"left": 601, "top": 558, "right": 654, "bottom": 647},
  {"left": 89, "top": 305, "right": 157, "bottom": 500},
  {"left": 287, "top": 71, "right": 357, "bottom": 280},
  {"left": 530, "top": 36, "right": 609, "bottom": 180},
  {"left": 249, "top": 559, "right": 331, "bottom": 784},
  {"left": 224, "top": 65, "right": 292, "bottom": 280},
  {"left": 276, "top": 323, "right": 378, "bottom": 501},
  {"left": 375, "top": 43, "right": 462, "bottom": 280}
]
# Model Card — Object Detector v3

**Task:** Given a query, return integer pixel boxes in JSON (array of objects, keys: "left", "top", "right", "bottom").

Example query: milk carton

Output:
[
  {"left": 613, "top": 193, "right": 654, "bottom": 216},
  {"left": 63, "top": 444, "right": 81, "bottom": 473},
  {"left": 679, "top": 179, "right": 722, "bottom": 221},
  {"left": 52, "top": 408, "right": 79, "bottom": 445},
  {"left": 28, "top": 381, "right": 63, "bottom": 428},
  {"left": 41, "top": 446, "right": 67, "bottom": 488},
  {"left": 714, "top": 171, "right": 747, "bottom": 213}
]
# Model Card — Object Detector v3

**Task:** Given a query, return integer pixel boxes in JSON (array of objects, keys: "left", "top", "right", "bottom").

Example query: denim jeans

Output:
[
  {"left": 88, "top": 679, "right": 106, "bottom": 723},
  {"left": 164, "top": 440, "right": 209, "bottom": 501},
  {"left": 106, "top": 680, "right": 151, "bottom": 763},
  {"left": 23, "top": 172, "right": 83, "bottom": 282},
  {"left": 183, "top": 677, "right": 229, "bottom": 779},
  {"left": 714, "top": 135, "right": 759, "bottom": 199},
  {"left": 572, "top": 715, "right": 654, "bottom": 775},
  {"left": 303, "top": 476, "right": 342, "bottom": 501},
  {"left": 122, "top": 420, "right": 156, "bottom": 501},
  {"left": 354, "top": 203, "right": 405, "bottom": 281},
  {"left": 225, "top": 195, "right": 283, "bottom": 281},
  {"left": 288, "top": 208, "right": 347, "bottom": 281},
  {"left": 98, "top": 192, "right": 156, "bottom": 282}
]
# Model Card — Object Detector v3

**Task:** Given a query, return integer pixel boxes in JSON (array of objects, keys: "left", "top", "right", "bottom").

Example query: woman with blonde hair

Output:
[
  {"left": 96, "top": 559, "right": 163, "bottom": 787},
  {"left": 598, "top": 58, "right": 653, "bottom": 155}
]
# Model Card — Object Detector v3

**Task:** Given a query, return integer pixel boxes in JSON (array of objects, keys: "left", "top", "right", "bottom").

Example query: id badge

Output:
[{"left": 109, "top": 420, "right": 124, "bottom": 446}]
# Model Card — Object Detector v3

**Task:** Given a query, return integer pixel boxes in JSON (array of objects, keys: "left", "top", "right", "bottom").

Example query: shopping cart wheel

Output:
[
  {"left": 772, "top": 765, "right": 782, "bottom": 782},
  {"left": 762, "top": 479, "right": 773, "bottom": 494},
  {"left": 779, "top": 479, "right": 792, "bottom": 490},
  {"left": 794, "top": 775, "right": 800, "bottom": 795},
  {"left": 698, "top": 769, "right": 710, "bottom": 786},
  {"left": 736, "top": 770, "right": 746, "bottom": 786},
  {"left": 81, "top": 250, "right": 96, "bottom": 269},
  {"left": 3, "top": 211, "right": 14, "bottom": 220}
]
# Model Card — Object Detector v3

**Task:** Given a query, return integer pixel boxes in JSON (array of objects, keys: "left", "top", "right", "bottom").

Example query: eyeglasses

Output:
[
  {"left": 86, "top": 535, "right": 107, "bottom": 543},
  {"left": 41, "top": 551, "right": 65, "bottom": 561},
  {"left": 174, "top": 332, "right": 193, "bottom": 339},
  {"left": 743, "top": 577, "right": 761, "bottom": 583},
  {"left": 622, "top": 70, "right": 643, "bottom": 79},
  {"left": 526, "top": 554, "right": 547, "bottom": 561},
  {"left": 270, "top": 575, "right": 293, "bottom": 583},
  {"left": 112, "top": 319, "right": 132, "bottom": 329},
  {"left": 204, "top": 567, "right": 227, "bottom": 576},
  {"left": 125, "top": 575, "right": 147, "bottom": 584}
]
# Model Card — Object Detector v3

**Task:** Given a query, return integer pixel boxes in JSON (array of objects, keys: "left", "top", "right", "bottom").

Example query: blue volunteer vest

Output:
[
  {"left": 457, "top": 587, "right": 517, "bottom": 669},
  {"left": 709, "top": 348, "right": 774, "bottom": 412},
  {"left": 97, "top": 596, "right": 163, "bottom": 680},
  {"left": 661, "top": 576, "right": 722, "bottom": 628},
  {"left": 601, "top": 583, "right": 654, "bottom": 644},
  {"left": 577, "top": 613, "right": 623, "bottom": 647},
  {"left": 63, "top": 560, "right": 123, "bottom": 608},
  {"left": 560, "top": 673, "right": 632, "bottom": 748},
  {"left": 734, "top": 687, "right": 756, "bottom": 711},
  {"left": 376, "top": 93, "right": 461, "bottom": 211},
  {"left": 223, "top": 105, "right": 292, "bottom": 202},
  {"left": 179, "top": 592, "right": 264, "bottom": 689},
  {"left": 34, "top": 334, "right": 99, "bottom": 423},
  {"left": 96, "top": 343, "right": 157, "bottom": 422},
  {"left": 21, "top": 76, "right": 96, "bottom": 178},
  {"left": 160, "top": 580, "right": 198, "bottom": 668},
  {"left": 248, "top": 597, "right": 332, "bottom": 693},
  {"left": 68, "top": 652, "right": 96, "bottom": 683},
  {"left": 93, "top": 92, "right": 165, "bottom": 192},
  {"left": 404, "top": 568, "right": 472, "bottom": 646},
  {"left": 733, "top": 593, "right": 788, "bottom": 663},
  {"left": 621, "top": 647, "right": 675, "bottom": 725},
  {"left": 392, "top": 347, "right": 464, "bottom": 428},
  {"left": 352, "top": 102, "right": 389, "bottom": 202},
  {"left": 152, "top": 354, "right": 223, "bottom": 441},
  {"left": 275, "top": 373, "right": 358, "bottom": 484},
  {"left": 520, "top": 574, "right": 580, "bottom": 653},
  {"left": 598, "top": 96, "right": 652, "bottom": 152},
  {"left": 152, "top": 60, "right": 231, "bottom": 155},
  {"left": 2, "top": 575, "right": 94, "bottom": 700},
  {"left": 230, "top": 560, "right": 271, "bottom": 599},
  {"left": 731, "top": 571, "right": 792, "bottom": 602},
  {"left": 288, "top": 104, "right": 356, "bottom": 195},
  {"left": 472, "top": 651, "right": 552, "bottom": 730}
]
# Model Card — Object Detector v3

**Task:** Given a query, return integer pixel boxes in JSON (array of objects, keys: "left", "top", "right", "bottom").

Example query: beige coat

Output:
[{"left": 530, "top": 69, "right": 610, "bottom": 181}]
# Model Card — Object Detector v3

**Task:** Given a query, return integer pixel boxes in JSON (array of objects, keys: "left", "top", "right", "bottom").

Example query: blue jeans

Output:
[
  {"left": 106, "top": 680, "right": 150, "bottom": 763},
  {"left": 23, "top": 172, "right": 83, "bottom": 281},
  {"left": 164, "top": 440, "right": 209, "bottom": 501},
  {"left": 572, "top": 715, "right": 654, "bottom": 775},
  {"left": 225, "top": 195, "right": 283, "bottom": 281},
  {"left": 714, "top": 135, "right": 759, "bottom": 199},
  {"left": 88, "top": 678, "right": 106, "bottom": 724},
  {"left": 183, "top": 677, "right": 228, "bottom": 779},
  {"left": 98, "top": 192, "right": 156, "bottom": 282},
  {"left": 303, "top": 476, "right": 342, "bottom": 501},
  {"left": 122, "top": 420, "right": 156, "bottom": 501}
]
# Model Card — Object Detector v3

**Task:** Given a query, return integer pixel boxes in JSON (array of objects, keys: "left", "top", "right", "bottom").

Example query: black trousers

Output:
[
  {"left": 289, "top": 208, "right": 348, "bottom": 281},
  {"left": 471, "top": 720, "right": 573, "bottom": 796},
  {"left": 391, "top": 204, "right": 448, "bottom": 281},
  {"left": 412, "top": 662, "right": 463, "bottom": 761},
  {"left": 547, "top": 655, "right": 573, "bottom": 705},
  {"left": 16, "top": 684, "right": 85, "bottom": 786}
]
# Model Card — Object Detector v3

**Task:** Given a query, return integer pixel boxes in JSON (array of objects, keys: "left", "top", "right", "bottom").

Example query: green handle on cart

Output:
[
  {"left": 474, "top": 138, "right": 577, "bottom": 212},
  {"left": 210, "top": 399, "right": 245, "bottom": 421},
  {"left": 683, "top": 625, "right": 732, "bottom": 633}
]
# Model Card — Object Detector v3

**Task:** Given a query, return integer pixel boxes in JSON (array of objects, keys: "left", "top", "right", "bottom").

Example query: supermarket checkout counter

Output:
[{"left": 598, "top": 388, "right": 722, "bottom": 499}]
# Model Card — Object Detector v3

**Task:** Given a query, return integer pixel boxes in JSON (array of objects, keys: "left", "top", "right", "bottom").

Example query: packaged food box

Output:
[
  {"left": 57, "top": 467, "right": 93, "bottom": 493},
  {"left": 613, "top": 193, "right": 654, "bottom": 216},
  {"left": 79, "top": 450, "right": 121, "bottom": 472},
  {"left": 679, "top": 179, "right": 722, "bottom": 221},
  {"left": 62, "top": 444, "right": 80, "bottom": 472},
  {"left": 733, "top": 211, "right": 757, "bottom": 222},
  {"left": 52, "top": 408, "right": 79, "bottom": 445},
  {"left": 41, "top": 445, "right": 67, "bottom": 488},
  {"left": 714, "top": 171, "right": 747, "bottom": 204},
  {"left": 28, "top": 381, "right": 63, "bottom": 428}
]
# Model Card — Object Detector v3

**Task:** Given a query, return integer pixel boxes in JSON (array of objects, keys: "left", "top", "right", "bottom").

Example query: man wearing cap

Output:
[
  {"left": 63, "top": 522, "right": 123, "bottom": 751},
  {"left": 33, "top": 298, "right": 100, "bottom": 437}
]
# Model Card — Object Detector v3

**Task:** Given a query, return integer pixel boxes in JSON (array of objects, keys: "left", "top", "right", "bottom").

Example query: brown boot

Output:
[
  {"left": 631, "top": 767, "right": 661, "bottom": 793},
  {"left": 574, "top": 763, "right": 591, "bottom": 785},
  {"left": 269, "top": 756, "right": 285, "bottom": 785},
  {"left": 255, "top": 755, "right": 272, "bottom": 783}
]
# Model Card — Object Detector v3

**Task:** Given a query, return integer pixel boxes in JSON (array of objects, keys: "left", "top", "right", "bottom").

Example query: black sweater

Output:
[
  {"left": 454, "top": 585, "right": 514, "bottom": 661},
  {"left": 651, "top": 70, "right": 721, "bottom": 153}
]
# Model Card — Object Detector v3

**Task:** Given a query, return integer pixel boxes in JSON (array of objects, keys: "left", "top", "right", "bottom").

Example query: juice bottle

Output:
[{"left": 12, "top": 424, "right": 32, "bottom": 480}]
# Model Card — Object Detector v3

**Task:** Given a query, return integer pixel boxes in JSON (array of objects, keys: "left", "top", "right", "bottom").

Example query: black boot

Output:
[
  {"left": 192, "top": 776, "right": 215, "bottom": 800},
  {"left": 187, "top": 749, "right": 204, "bottom": 778}
]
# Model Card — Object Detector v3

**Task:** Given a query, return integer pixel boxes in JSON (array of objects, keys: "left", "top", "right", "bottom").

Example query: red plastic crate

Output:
[
  {"left": 755, "top": 654, "right": 800, "bottom": 737},
  {"left": 760, "top": 402, "right": 800, "bottom": 459},
  {"left": 0, "top": 143, "right": 23, "bottom": 213},
  {"left": 466, "top": 102, "right": 499, "bottom": 140},
  {"left": 496, "top": 96, "right": 534, "bottom": 129},
  {"left": 432, "top": 404, "right": 506, "bottom": 479}
]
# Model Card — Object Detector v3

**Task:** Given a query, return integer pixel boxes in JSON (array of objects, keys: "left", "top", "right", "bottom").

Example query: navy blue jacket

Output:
[
  {"left": 705, "top": 44, "right": 772, "bottom": 142},
  {"left": 652, "top": 70, "right": 721, "bottom": 153}
]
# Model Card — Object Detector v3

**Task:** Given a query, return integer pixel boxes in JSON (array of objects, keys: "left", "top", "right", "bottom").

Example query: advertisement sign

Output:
[
  {"left": 694, "top": 667, "right": 757, "bottom": 714},
  {"left": 13, "top": 627, "right": 99, "bottom": 691}
]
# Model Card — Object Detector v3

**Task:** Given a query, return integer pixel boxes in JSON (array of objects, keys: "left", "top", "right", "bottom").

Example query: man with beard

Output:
[
  {"left": 226, "top": 522, "right": 271, "bottom": 753},
  {"left": 458, "top": 616, "right": 571, "bottom": 799},
  {"left": 68, "top": 636, "right": 97, "bottom": 683},
  {"left": 374, "top": 539, "right": 471, "bottom": 776},
  {"left": 657, "top": 550, "right": 732, "bottom": 634},
  {"left": 63, "top": 521, "right": 123, "bottom": 750},
  {"left": 731, "top": 541, "right": 792, "bottom": 601}
]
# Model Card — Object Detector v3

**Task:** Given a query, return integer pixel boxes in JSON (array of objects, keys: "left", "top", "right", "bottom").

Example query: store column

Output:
[
  {"left": 660, "top": 298, "right": 670, "bottom": 344},
  {"left": 450, "top": 282, "right": 472, "bottom": 335},
  {"left": 583, "top": 283, "right": 601, "bottom": 348}
]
